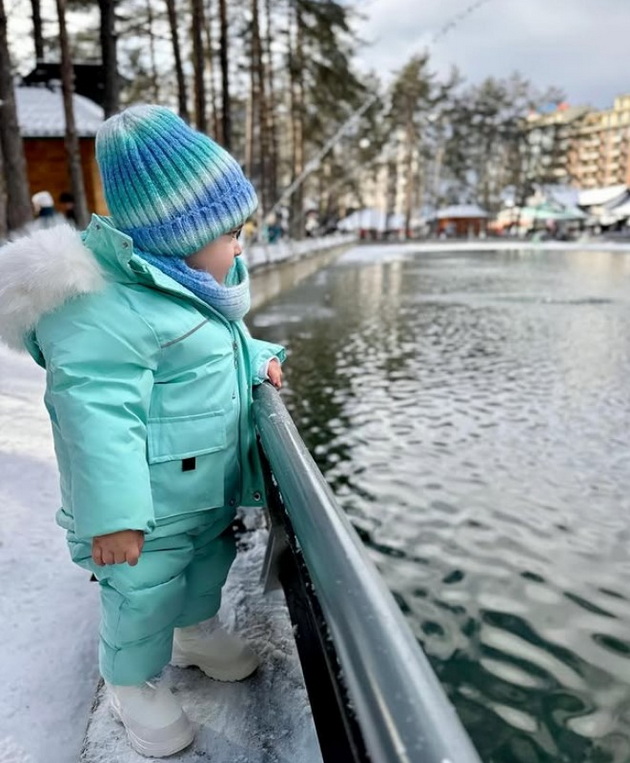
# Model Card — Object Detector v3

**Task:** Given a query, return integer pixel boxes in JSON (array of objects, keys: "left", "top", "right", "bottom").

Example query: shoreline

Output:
[{"left": 341, "top": 238, "right": 630, "bottom": 254}]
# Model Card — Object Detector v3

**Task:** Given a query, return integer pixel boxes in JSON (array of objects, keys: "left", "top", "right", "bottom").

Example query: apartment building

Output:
[
  {"left": 340, "top": 128, "right": 414, "bottom": 221},
  {"left": 527, "top": 95, "right": 630, "bottom": 189},
  {"left": 569, "top": 95, "right": 630, "bottom": 188},
  {"left": 524, "top": 104, "right": 589, "bottom": 186}
]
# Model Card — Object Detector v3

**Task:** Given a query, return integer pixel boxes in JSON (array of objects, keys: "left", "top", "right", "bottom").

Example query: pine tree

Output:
[
  {"left": 0, "top": 0, "right": 32, "bottom": 231},
  {"left": 191, "top": 0, "right": 207, "bottom": 131},
  {"left": 0, "top": 134, "right": 6, "bottom": 239},
  {"left": 30, "top": 0, "right": 45, "bottom": 61},
  {"left": 55, "top": 0, "right": 90, "bottom": 228},
  {"left": 218, "top": 0, "right": 230, "bottom": 148},
  {"left": 99, "top": 0, "right": 119, "bottom": 117},
  {"left": 165, "top": 0, "right": 189, "bottom": 121}
]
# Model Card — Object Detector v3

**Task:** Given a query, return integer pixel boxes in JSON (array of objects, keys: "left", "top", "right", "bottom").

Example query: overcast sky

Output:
[{"left": 352, "top": 0, "right": 629, "bottom": 110}]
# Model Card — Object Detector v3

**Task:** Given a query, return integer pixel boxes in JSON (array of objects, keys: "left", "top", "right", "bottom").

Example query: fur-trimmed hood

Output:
[{"left": 0, "top": 222, "right": 106, "bottom": 351}]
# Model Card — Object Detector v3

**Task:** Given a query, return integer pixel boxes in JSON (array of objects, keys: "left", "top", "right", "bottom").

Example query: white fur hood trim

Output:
[{"left": 0, "top": 223, "right": 106, "bottom": 351}]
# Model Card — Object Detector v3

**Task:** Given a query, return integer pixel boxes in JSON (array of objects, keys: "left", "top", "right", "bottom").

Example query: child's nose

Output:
[{"left": 234, "top": 240, "right": 243, "bottom": 256}]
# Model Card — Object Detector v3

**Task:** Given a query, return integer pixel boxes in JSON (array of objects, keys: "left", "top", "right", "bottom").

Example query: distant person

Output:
[
  {"left": 305, "top": 214, "right": 318, "bottom": 238},
  {"left": 242, "top": 217, "right": 257, "bottom": 246},
  {"left": 0, "top": 105, "right": 285, "bottom": 758},
  {"left": 58, "top": 191, "right": 76, "bottom": 224},
  {"left": 267, "top": 217, "right": 284, "bottom": 244},
  {"left": 31, "top": 191, "right": 61, "bottom": 227}
]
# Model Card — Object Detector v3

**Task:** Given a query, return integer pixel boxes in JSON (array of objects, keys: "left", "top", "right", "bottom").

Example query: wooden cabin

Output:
[
  {"left": 432, "top": 204, "right": 489, "bottom": 238},
  {"left": 15, "top": 85, "right": 107, "bottom": 216}
]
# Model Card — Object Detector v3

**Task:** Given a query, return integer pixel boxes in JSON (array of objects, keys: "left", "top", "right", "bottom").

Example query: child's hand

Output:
[
  {"left": 267, "top": 358, "right": 283, "bottom": 389},
  {"left": 92, "top": 530, "right": 145, "bottom": 567}
]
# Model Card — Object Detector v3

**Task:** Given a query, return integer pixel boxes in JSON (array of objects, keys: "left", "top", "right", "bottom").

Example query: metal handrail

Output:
[{"left": 253, "top": 382, "right": 482, "bottom": 763}]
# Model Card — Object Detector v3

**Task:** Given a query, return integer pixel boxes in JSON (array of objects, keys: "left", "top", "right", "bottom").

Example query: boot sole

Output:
[
  {"left": 170, "top": 654, "right": 259, "bottom": 682},
  {"left": 110, "top": 702, "right": 196, "bottom": 758}
]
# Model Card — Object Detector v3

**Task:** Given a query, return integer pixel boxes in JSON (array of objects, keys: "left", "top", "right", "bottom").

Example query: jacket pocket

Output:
[{"left": 146, "top": 411, "right": 227, "bottom": 520}]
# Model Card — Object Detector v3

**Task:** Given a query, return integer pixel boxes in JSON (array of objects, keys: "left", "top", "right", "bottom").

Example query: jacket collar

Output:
[{"left": 84, "top": 215, "right": 230, "bottom": 325}]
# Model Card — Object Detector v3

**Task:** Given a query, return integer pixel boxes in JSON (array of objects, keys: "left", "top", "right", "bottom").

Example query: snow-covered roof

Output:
[
  {"left": 435, "top": 204, "right": 489, "bottom": 219},
  {"left": 537, "top": 185, "right": 580, "bottom": 209},
  {"left": 602, "top": 199, "right": 630, "bottom": 221},
  {"left": 497, "top": 204, "right": 586, "bottom": 222},
  {"left": 578, "top": 184, "right": 628, "bottom": 208},
  {"left": 15, "top": 86, "right": 104, "bottom": 138}
]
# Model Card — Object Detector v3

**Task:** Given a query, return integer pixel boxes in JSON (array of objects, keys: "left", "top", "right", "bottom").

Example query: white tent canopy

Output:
[
  {"left": 600, "top": 199, "right": 630, "bottom": 224},
  {"left": 338, "top": 208, "right": 405, "bottom": 232},
  {"left": 578, "top": 184, "right": 628, "bottom": 209}
]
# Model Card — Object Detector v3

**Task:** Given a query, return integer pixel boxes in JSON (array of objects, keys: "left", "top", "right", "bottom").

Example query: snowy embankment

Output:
[
  {"left": 245, "top": 233, "right": 355, "bottom": 270},
  {"left": 0, "top": 347, "right": 99, "bottom": 763},
  {"left": 0, "top": 346, "right": 321, "bottom": 763},
  {"left": 336, "top": 237, "right": 630, "bottom": 257}
]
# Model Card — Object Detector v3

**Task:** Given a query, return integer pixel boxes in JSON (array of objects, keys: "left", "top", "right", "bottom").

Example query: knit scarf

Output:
[{"left": 138, "top": 251, "right": 251, "bottom": 322}]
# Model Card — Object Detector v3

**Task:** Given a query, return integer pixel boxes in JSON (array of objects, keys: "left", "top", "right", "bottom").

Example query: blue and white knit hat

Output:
[{"left": 95, "top": 105, "right": 258, "bottom": 257}]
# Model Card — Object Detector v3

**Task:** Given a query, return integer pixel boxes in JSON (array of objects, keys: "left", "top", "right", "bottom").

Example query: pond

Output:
[{"left": 250, "top": 244, "right": 630, "bottom": 763}]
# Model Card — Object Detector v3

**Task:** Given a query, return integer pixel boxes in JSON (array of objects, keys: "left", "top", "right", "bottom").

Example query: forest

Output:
[{"left": 1, "top": 0, "right": 564, "bottom": 236}]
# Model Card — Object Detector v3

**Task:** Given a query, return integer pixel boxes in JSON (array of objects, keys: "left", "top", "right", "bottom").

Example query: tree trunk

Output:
[
  {"left": 245, "top": 0, "right": 261, "bottom": 181},
  {"left": 403, "top": 117, "right": 415, "bottom": 238},
  {"left": 55, "top": 0, "right": 89, "bottom": 229},
  {"left": 288, "top": 2, "right": 304, "bottom": 239},
  {"left": 204, "top": 0, "right": 219, "bottom": 138},
  {"left": 166, "top": 0, "right": 189, "bottom": 122},
  {"left": 251, "top": 0, "right": 268, "bottom": 213},
  {"left": 263, "top": 0, "right": 278, "bottom": 206},
  {"left": 244, "top": 80, "right": 253, "bottom": 176},
  {"left": 99, "top": 0, "right": 119, "bottom": 118},
  {"left": 0, "top": 0, "right": 32, "bottom": 231},
  {"left": 0, "top": 137, "right": 7, "bottom": 239},
  {"left": 191, "top": 0, "right": 206, "bottom": 131},
  {"left": 145, "top": 0, "right": 160, "bottom": 102},
  {"left": 218, "top": 0, "right": 230, "bottom": 149},
  {"left": 385, "top": 157, "right": 396, "bottom": 239},
  {"left": 30, "top": 0, "right": 44, "bottom": 61},
  {"left": 432, "top": 141, "right": 444, "bottom": 208}
]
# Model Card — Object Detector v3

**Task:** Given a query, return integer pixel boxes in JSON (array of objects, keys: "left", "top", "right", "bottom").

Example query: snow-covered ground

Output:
[
  {"left": 82, "top": 520, "right": 322, "bottom": 763},
  {"left": 0, "top": 346, "right": 99, "bottom": 763},
  {"left": 0, "top": 346, "right": 321, "bottom": 763}
]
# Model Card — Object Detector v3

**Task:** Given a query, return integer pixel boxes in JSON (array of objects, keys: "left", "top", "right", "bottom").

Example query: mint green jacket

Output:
[{"left": 6, "top": 216, "right": 285, "bottom": 541}]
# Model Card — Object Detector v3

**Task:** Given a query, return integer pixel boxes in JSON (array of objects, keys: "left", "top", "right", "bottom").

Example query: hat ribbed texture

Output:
[{"left": 95, "top": 105, "right": 258, "bottom": 257}]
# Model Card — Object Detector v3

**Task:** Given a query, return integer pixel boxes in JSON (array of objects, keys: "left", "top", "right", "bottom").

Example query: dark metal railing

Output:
[{"left": 253, "top": 383, "right": 482, "bottom": 763}]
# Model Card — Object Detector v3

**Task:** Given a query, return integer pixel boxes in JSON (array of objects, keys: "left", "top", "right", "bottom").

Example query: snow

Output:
[
  {"left": 0, "top": 345, "right": 322, "bottom": 762},
  {"left": 337, "top": 209, "right": 405, "bottom": 232},
  {"left": 81, "top": 520, "right": 322, "bottom": 763},
  {"left": 0, "top": 346, "right": 99, "bottom": 763},
  {"left": 578, "top": 184, "right": 628, "bottom": 208},
  {"left": 335, "top": 239, "right": 630, "bottom": 265},
  {"left": 433, "top": 204, "right": 489, "bottom": 219},
  {"left": 15, "top": 86, "right": 104, "bottom": 138}
]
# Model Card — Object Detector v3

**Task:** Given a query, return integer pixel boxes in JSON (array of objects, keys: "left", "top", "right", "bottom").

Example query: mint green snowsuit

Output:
[{"left": 25, "top": 216, "right": 285, "bottom": 684}]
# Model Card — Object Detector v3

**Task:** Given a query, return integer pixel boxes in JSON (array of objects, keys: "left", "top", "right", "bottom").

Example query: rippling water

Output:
[{"left": 250, "top": 245, "right": 630, "bottom": 763}]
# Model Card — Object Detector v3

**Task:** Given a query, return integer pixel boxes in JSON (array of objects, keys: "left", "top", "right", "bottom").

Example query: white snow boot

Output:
[
  {"left": 108, "top": 681, "right": 195, "bottom": 758},
  {"left": 171, "top": 619, "right": 259, "bottom": 681}
]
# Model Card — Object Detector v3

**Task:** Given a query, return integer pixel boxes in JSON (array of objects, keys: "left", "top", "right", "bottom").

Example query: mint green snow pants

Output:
[{"left": 68, "top": 506, "right": 237, "bottom": 685}]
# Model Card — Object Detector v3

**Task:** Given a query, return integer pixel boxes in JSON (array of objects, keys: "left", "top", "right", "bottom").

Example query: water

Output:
[{"left": 249, "top": 244, "right": 630, "bottom": 763}]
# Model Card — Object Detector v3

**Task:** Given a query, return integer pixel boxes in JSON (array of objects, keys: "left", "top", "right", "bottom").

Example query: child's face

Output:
[{"left": 185, "top": 228, "right": 243, "bottom": 283}]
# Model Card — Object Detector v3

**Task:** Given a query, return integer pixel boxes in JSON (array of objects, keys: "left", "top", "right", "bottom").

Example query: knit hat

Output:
[
  {"left": 95, "top": 105, "right": 258, "bottom": 257},
  {"left": 31, "top": 191, "right": 55, "bottom": 210}
]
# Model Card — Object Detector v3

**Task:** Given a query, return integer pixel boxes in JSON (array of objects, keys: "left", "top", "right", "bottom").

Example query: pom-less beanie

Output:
[
  {"left": 95, "top": 105, "right": 258, "bottom": 257},
  {"left": 32, "top": 191, "right": 55, "bottom": 209}
]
